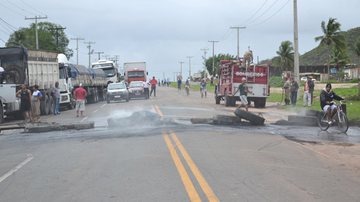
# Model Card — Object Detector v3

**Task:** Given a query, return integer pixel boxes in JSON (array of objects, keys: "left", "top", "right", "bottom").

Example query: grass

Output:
[{"left": 269, "top": 86, "right": 360, "bottom": 122}]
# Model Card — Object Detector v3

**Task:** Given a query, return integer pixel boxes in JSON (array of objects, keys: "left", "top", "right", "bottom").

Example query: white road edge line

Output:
[
  {"left": 93, "top": 109, "right": 99, "bottom": 113},
  {"left": 0, "top": 154, "right": 34, "bottom": 183},
  {"left": 81, "top": 116, "right": 88, "bottom": 122},
  {"left": 100, "top": 104, "right": 106, "bottom": 108}
]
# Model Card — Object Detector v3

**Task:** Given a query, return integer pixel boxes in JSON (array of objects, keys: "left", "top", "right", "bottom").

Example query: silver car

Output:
[{"left": 106, "top": 82, "right": 129, "bottom": 103}]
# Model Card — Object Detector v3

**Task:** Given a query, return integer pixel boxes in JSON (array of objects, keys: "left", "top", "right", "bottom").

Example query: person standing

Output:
[
  {"left": 303, "top": 76, "right": 312, "bottom": 107},
  {"left": 308, "top": 77, "right": 315, "bottom": 104},
  {"left": 0, "top": 66, "right": 4, "bottom": 84},
  {"left": 200, "top": 79, "right": 207, "bottom": 98},
  {"left": 31, "top": 85, "right": 42, "bottom": 122},
  {"left": 283, "top": 77, "right": 291, "bottom": 105},
  {"left": 52, "top": 81, "right": 61, "bottom": 115},
  {"left": 143, "top": 80, "right": 150, "bottom": 99},
  {"left": 185, "top": 78, "right": 190, "bottom": 96},
  {"left": 16, "top": 84, "right": 32, "bottom": 122},
  {"left": 233, "top": 77, "right": 252, "bottom": 111},
  {"left": 73, "top": 83, "right": 87, "bottom": 117},
  {"left": 290, "top": 77, "right": 299, "bottom": 106},
  {"left": 150, "top": 76, "right": 157, "bottom": 97},
  {"left": 177, "top": 77, "right": 182, "bottom": 91}
]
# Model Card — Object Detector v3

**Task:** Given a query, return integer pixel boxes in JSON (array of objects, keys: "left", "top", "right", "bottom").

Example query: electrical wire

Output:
[
  {"left": 241, "top": 0, "right": 269, "bottom": 25},
  {"left": 5, "top": 0, "right": 37, "bottom": 16},
  {"left": 247, "top": 0, "right": 282, "bottom": 24},
  {"left": 18, "top": 0, "right": 47, "bottom": 16},
  {"left": 248, "top": 0, "right": 290, "bottom": 27},
  {"left": 0, "top": 18, "right": 17, "bottom": 31},
  {"left": 0, "top": 1, "right": 25, "bottom": 17}
]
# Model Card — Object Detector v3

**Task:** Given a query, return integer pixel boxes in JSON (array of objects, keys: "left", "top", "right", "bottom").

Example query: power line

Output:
[
  {"left": 84, "top": 41, "right": 95, "bottom": 68},
  {"left": 19, "top": 0, "right": 47, "bottom": 16},
  {"left": 242, "top": 0, "right": 269, "bottom": 25},
  {"left": 6, "top": 0, "right": 37, "bottom": 16},
  {"left": 247, "top": 0, "right": 282, "bottom": 24},
  {"left": 70, "top": 37, "right": 85, "bottom": 65},
  {"left": 249, "top": 0, "right": 290, "bottom": 26},
  {"left": 0, "top": 18, "right": 17, "bottom": 31},
  {"left": 0, "top": 1, "right": 26, "bottom": 17}
]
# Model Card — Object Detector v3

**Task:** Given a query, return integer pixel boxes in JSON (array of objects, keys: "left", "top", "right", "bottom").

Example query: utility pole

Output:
[
  {"left": 293, "top": 0, "right": 300, "bottom": 82},
  {"left": 25, "top": 15, "right": 47, "bottom": 50},
  {"left": 94, "top": 51, "right": 104, "bottom": 60},
  {"left": 49, "top": 26, "right": 66, "bottom": 50},
  {"left": 208, "top": 40, "right": 219, "bottom": 76},
  {"left": 230, "top": 26, "right": 246, "bottom": 59},
  {"left": 187, "top": 56, "right": 193, "bottom": 79},
  {"left": 84, "top": 41, "right": 95, "bottom": 68},
  {"left": 201, "top": 48, "right": 209, "bottom": 77},
  {"left": 70, "top": 37, "right": 85, "bottom": 65},
  {"left": 179, "top": 61, "right": 184, "bottom": 79}
]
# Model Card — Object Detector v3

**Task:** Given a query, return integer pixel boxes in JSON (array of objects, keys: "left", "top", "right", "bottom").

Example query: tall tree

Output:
[
  {"left": 274, "top": 40, "right": 294, "bottom": 71},
  {"left": 205, "top": 54, "right": 236, "bottom": 76},
  {"left": 6, "top": 22, "right": 73, "bottom": 59},
  {"left": 315, "top": 18, "right": 346, "bottom": 75}
]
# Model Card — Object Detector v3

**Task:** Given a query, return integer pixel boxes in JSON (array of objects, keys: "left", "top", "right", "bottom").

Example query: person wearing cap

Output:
[
  {"left": 73, "top": 83, "right": 87, "bottom": 117},
  {"left": 320, "top": 83, "right": 344, "bottom": 124},
  {"left": 233, "top": 77, "right": 252, "bottom": 111}
]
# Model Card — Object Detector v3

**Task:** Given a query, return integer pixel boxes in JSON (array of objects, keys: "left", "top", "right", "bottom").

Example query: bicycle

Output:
[{"left": 317, "top": 100, "right": 349, "bottom": 133}]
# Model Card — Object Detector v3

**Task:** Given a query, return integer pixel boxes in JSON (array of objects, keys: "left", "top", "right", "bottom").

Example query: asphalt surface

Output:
[{"left": 0, "top": 86, "right": 360, "bottom": 202}]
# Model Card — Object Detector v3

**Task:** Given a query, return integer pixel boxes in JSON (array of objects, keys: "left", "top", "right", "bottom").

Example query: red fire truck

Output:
[{"left": 215, "top": 60, "right": 270, "bottom": 108}]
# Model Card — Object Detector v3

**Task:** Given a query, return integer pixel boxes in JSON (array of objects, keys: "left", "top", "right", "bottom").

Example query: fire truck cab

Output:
[{"left": 215, "top": 60, "right": 270, "bottom": 108}]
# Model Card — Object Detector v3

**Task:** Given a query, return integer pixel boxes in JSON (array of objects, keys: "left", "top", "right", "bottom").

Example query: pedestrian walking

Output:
[
  {"left": 143, "top": 80, "right": 150, "bottom": 99},
  {"left": 233, "top": 77, "right": 252, "bottom": 111},
  {"left": 177, "top": 77, "right": 182, "bottom": 91},
  {"left": 290, "top": 77, "right": 299, "bottom": 106},
  {"left": 303, "top": 76, "right": 312, "bottom": 107},
  {"left": 200, "top": 79, "right": 207, "bottom": 98},
  {"left": 283, "top": 77, "right": 291, "bottom": 105},
  {"left": 73, "top": 83, "right": 87, "bottom": 117},
  {"left": 16, "top": 84, "right": 32, "bottom": 122},
  {"left": 150, "top": 76, "right": 158, "bottom": 97},
  {"left": 185, "top": 78, "right": 190, "bottom": 96},
  {"left": 52, "top": 81, "right": 61, "bottom": 115},
  {"left": 31, "top": 85, "right": 42, "bottom": 122}
]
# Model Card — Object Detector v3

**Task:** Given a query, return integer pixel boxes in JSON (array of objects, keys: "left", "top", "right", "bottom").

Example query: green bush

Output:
[{"left": 269, "top": 76, "right": 284, "bottom": 88}]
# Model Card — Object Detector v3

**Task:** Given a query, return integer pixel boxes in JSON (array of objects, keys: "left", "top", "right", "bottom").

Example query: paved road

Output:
[{"left": 0, "top": 86, "right": 360, "bottom": 201}]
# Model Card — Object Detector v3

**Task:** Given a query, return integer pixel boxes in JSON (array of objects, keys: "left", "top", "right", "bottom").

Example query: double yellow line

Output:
[{"left": 154, "top": 105, "right": 219, "bottom": 202}]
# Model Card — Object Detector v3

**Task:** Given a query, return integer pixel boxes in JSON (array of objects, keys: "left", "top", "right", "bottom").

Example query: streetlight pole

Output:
[
  {"left": 179, "top": 61, "right": 184, "bottom": 79},
  {"left": 187, "top": 56, "right": 193, "bottom": 79},
  {"left": 293, "top": 0, "right": 300, "bottom": 82},
  {"left": 208, "top": 40, "right": 219, "bottom": 76},
  {"left": 201, "top": 48, "right": 209, "bottom": 78},
  {"left": 230, "top": 26, "right": 246, "bottom": 59}
]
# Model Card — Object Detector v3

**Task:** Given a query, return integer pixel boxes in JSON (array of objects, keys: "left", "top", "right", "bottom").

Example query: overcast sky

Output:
[{"left": 1, "top": 0, "right": 360, "bottom": 80}]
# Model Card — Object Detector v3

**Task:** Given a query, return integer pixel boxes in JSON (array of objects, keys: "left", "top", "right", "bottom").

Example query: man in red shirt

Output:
[
  {"left": 73, "top": 83, "right": 87, "bottom": 117},
  {"left": 149, "top": 76, "right": 158, "bottom": 97}
]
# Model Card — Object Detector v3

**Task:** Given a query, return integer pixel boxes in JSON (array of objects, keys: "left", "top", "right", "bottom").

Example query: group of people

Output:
[
  {"left": 283, "top": 76, "right": 314, "bottom": 107},
  {"left": 16, "top": 84, "right": 45, "bottom": 123},
  {"left": 142, "top": 76, "right": 158, "bottom": 98}
]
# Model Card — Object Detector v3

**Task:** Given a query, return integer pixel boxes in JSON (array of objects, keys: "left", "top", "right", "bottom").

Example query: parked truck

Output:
[
  {"left": 124, "top": 62, "right": 147, "bottom": 84},
  {"left": 91, "top": 59, "right": 119, "bottom": 84},
  {"left": 59, "top": 60, "right": 107, "bottom": 107},
  {"left": 215, "top": 60, "right": 270, "bottom": 108},
  {"left": 0, "top": 47, "right": 60, "bottom": 123}
]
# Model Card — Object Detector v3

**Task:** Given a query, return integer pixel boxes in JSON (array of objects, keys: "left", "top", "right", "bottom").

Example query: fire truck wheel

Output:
[
  {"left": 254, "top": 98, "right": 266, "bottom": 108},
  {"left": 234, "top": 108, "right": 265, "bottom": 125}
]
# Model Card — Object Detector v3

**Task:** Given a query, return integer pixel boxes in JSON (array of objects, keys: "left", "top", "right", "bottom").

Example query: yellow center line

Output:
[
  {"left": 162, "top": 132, "right": 201, "bottom": 202},
  {"left": 170, "top": 130, "right": 220, "bottom": 202}
]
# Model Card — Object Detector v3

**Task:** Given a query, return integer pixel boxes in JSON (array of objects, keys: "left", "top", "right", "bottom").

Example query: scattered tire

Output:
[{"left": 234, "top": 108, "right": 265, "bottom": 125}]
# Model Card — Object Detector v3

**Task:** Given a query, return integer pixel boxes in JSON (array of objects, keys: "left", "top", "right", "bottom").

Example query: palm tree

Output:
[
  {"left": 275, "top": 40, "right": 294, "bottom": 71},
  {"left": 315, "top": 18, "right": 346, "bottom": 75}
]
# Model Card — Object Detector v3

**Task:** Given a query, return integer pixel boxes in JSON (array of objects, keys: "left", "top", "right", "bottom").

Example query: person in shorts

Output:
[
  {"left": 16, "top": 84, "right": 32, "bottom": 122},
  {"left": 73, "top": 83, "right": 87, "bottom": 117},
  {"left": 320, "top": 83, "right": 344, "bottom": 124},
  {"left": 233, "top": 77, "right": 252, "bottom": 111}
]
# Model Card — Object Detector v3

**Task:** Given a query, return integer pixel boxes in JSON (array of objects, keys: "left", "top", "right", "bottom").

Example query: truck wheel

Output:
[
  {"left": 225, "top": 96, "right": 230, "bottom": 107},
  {"left": 254, "top": 98, "right": 266, "bottom": 108},
  {"left": 0, "top": 102, "right": 4, "bottom": 123},
  {"left": 215, "top": 96, "right": 221, "bottom": 104},
  {"left": 234, "top": 108, "right": 265, "bottom": 125},
  {"left": 5, "top": 65, "right": 26, "bottom": 84}
]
